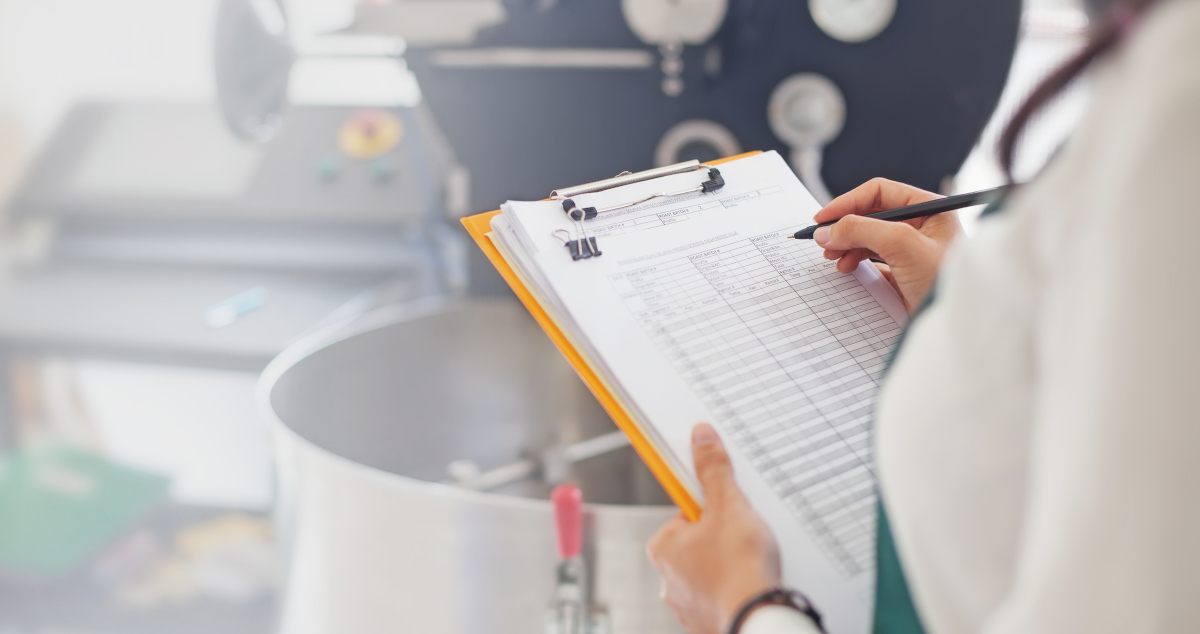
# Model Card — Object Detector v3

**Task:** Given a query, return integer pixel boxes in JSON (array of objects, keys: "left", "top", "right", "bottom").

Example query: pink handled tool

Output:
[
  {"left": 551, "top": 484, "right": 583, "bottom": 559},
  {"left": 551, "top": 484, "right": 587, "bottom": 633}
]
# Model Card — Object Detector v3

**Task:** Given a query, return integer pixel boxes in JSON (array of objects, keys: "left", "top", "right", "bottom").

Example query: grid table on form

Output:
[{"left": 609, "top": 229, "right": 903, "bottom": 578}]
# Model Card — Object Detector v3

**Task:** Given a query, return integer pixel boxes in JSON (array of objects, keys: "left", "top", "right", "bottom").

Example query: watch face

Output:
[{"left": 809, "top": 0, "right": 897, "bottom": 43}]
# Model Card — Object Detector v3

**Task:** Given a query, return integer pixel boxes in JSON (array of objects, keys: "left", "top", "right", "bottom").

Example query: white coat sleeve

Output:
[{"left": 980, "top": 3, "right": 1200, "bottom": 632}]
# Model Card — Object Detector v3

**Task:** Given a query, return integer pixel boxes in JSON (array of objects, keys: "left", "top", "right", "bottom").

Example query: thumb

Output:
[
  {"left": 692, "top": 423, "right": 739, "bottom": 508},
  {"left": 815, "top": 214, "right": 931, "bottom": 267}
]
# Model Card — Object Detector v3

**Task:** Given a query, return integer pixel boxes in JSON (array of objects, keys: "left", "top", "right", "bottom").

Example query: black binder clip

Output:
[
  {"left": 554, "top": 230, "right": 601, "bottom": 261},
  {"left": 700, "top": 167, "right": 725, "bottom": 193},
  {"left": 549, "top": 160, "right": 726, "bottom": 262},
  {"left": 561, "top": 199, "right": 601, "bottom": 260}
]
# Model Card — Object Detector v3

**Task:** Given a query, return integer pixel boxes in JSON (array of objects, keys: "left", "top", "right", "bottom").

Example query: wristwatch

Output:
[{"left": 728, "top": 588, "right": 825, "bottom": 634}]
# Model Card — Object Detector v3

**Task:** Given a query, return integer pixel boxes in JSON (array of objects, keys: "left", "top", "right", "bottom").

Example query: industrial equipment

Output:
[
  {"left": 0, "top": 101, "right": 459, "bottom": 375},
  {"left": 262, "top": 298, "right": 681, "bottom": 633},
  {"left": 395, "top": 0, "right": 1020, "bottom": 207},
  {"left": 218, "top": 0, "right": 1019, "bottom": 209}
]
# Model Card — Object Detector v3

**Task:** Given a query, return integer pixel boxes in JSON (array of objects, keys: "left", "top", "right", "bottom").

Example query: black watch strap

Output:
[{"left": 727, "top": 588, "right": 825, "bottom": 634}]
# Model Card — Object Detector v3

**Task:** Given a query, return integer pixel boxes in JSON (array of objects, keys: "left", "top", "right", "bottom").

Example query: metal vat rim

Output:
[{"left": 257, "top": 294, "right": 678, "bottom": 516}]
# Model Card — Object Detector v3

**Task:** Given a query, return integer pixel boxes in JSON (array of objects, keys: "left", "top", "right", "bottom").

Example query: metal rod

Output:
[
  {"left": 562, "top": 431, "right": 631, "bottom": 463},
  {"left": 446, "top": 431, "right": 632, "bottom": 491},
  {"left": 552, "top": 161, "right": 701, "bottom": 199},
  {"left": 592, "top": 184, "right": 704, "bottom": 215},
  {"left": 432, "top": 48, "right": 655, "bottom": 70},
  {"left": 473, "top": 460, "right": 539, "bottom": 491}
]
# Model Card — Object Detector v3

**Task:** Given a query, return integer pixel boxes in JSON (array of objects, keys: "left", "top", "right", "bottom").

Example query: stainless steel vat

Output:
[{"left": 260, "top": 297, "right": 684, "bottom": 633}]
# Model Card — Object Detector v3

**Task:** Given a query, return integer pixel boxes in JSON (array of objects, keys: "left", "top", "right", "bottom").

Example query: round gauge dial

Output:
[{"left": 809, "top": 0, "right": 897, "bottom": 43}]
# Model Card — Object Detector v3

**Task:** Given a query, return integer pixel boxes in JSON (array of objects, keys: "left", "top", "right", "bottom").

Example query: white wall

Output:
[
  {"left": 0, "top": 0, "right": 219, "bottom": 205},
  {"left": 75, "top": 360, "right": 272, "bottom": 509},
  {"left": 954, "top": 3, "right": 1090, "bottom": 233}
]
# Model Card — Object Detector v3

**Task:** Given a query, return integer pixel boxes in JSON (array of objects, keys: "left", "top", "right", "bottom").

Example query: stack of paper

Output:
[{"left": 482, "top": 151, "right": 906, "bottom": 634}]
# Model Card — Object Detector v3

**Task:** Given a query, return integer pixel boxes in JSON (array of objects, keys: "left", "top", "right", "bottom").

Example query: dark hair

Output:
[{"left": 998, "top": 0, "right": 1163, "bottom": 181}]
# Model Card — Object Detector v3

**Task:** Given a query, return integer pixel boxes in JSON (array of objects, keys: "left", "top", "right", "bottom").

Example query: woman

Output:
[{"left": 646, "top": 0, "right": 1200, "bottom": 632}]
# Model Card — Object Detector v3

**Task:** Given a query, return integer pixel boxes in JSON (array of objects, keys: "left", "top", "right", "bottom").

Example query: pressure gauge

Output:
[
  {"left": 809, "top": 0, "right": 896, "bottom": 43},
  {"left": 768, "top": 73, "right": 846, "bottom": 204},
  {"left": 622, "top": 0, "right": 727, "bottom": 97}
]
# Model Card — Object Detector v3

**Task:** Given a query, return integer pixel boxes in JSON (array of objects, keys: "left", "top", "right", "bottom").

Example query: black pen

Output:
[{"left": 788, "top": 185, "right": 1011, "bottom": 240}]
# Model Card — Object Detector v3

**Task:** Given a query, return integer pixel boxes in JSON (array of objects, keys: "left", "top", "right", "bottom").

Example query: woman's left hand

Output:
[{"left": 647, "top": 423, "right": 781, "bottom": 634}]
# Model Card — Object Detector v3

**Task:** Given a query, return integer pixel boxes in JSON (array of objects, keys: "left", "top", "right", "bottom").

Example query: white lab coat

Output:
[{"left": 744, "top": 0, "right": 1200, "bottom": 632}]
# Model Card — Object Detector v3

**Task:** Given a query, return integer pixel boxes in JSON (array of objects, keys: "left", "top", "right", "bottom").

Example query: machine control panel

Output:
[{"left": 9, "top": 103, "right": 432, "bottom": 227}]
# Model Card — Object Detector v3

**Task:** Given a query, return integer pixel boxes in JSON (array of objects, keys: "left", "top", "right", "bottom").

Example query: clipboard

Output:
[{"left": 461, "top": 151, "right": 761, "bottom": 521}]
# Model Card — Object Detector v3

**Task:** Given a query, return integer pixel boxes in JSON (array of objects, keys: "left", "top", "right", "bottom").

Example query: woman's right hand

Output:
[{"left": 812, "top": 178, "right": 963, "bottom": 312}]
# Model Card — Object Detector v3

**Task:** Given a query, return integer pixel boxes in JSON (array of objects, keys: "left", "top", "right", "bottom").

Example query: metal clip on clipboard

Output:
[{"left": 550, "top": 160, "right": 726, "bottom": 261}]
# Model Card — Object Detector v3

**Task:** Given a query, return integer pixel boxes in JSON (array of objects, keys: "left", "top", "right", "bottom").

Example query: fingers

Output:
[
  {"left": 835, "top": 248, "right": 876, "bottom": 274},
  {"left": 813, "top": 177, "right": 941, "bottom": 224},
  {"left": 691, "top": 424, "right": 739, "bottom": 509},
  {"left": 874, "top": 262, "right": 894, "bottom": 284},
  {"left": 814, "top": 214, "right": 932, "bottom": 268}
]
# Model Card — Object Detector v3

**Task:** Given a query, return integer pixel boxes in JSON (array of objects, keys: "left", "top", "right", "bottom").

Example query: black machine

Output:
[{"left": 398, "top": 0, "right": 1021, "bottom": 211}]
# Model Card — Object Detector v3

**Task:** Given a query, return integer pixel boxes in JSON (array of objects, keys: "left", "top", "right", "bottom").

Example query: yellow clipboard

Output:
[{"left": 461, "top": 151, "right": 760, "bottom": 521}]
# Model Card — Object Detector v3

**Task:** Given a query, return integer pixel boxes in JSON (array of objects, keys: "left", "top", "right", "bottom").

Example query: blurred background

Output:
[{"left": 0, "top": 0, "right": 1088, "bottom": 632}]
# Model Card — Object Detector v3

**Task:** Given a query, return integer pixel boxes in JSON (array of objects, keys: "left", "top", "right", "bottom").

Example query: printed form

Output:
[{"left": 493, "top": 152, "right": 906, "bottom": 634}]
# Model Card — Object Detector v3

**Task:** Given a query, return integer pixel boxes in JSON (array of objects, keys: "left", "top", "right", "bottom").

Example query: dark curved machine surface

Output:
[{"left": 406, "top": 0, "right": 1021, "bottom": 211}]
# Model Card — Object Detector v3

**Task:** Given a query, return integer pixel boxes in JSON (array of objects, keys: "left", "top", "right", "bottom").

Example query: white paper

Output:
[{"left": 497, "top": 152, "right": 906, "bottom": 634}]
